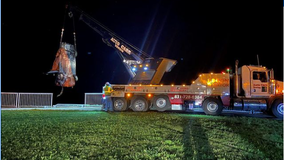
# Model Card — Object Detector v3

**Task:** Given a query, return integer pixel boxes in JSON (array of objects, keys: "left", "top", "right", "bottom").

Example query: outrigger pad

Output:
[{"left": 47, "top": 42, "right": 78, "bottom": 87}]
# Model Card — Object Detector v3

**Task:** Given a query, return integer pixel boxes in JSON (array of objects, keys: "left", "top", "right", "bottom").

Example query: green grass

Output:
[{"left": 1, "top": 110, "right": 283, "bottom": 160}]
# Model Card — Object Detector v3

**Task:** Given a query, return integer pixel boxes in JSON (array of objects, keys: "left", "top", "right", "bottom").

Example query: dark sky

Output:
[{"left": 2, "top": 0, "right": 283, "bottom": 104}]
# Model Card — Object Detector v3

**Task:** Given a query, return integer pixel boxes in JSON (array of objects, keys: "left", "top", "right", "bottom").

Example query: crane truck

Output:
[{"left": 68, "top": 5, "right": 283, "bottom": 118}]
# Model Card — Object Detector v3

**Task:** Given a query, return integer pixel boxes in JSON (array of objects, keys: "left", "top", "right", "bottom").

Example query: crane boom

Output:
[{"left": 68, "top": 5, "right": 177, "bottom": 84}]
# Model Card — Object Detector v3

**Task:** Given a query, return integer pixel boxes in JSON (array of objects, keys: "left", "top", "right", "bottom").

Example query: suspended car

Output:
[{"left": 47, "top": 42, "right": 78, "bottom": 96}]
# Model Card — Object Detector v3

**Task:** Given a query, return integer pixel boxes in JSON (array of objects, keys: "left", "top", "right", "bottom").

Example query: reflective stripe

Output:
[{"left": 103, "top": 86, "right": 113, "bottom": 96}]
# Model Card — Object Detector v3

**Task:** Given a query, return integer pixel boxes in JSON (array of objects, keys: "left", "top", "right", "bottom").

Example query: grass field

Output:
[{"left": 1, "top": 110, "right": 283, "bottom": 160}]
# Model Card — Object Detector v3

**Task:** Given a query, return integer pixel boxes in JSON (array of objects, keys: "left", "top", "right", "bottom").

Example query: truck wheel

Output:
[
  {"left": 113, "top": 97, "right": 127, "bottom": 111},
  {"left": 131, "top": 96, "right": 148, "bottom": 112},
  {"left": 271, "top": 99, "right": 283, "bottom": 119},
  {"left": 202, "top": 97, "right": 223, "bottom": 115},
  {"left": 152, "top": 95, "right": 171, "bottom": 111}
]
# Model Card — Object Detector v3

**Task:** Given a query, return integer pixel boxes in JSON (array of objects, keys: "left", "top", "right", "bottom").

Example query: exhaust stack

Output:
[{"left": 235, "top": 60, "right": 239, "bottom": 97}]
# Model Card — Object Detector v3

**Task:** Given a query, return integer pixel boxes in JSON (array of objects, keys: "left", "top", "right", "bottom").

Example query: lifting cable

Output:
[
  {"left": 59, "top": 5, "right": 68, "bottom": 45},
  {"left": 69, "top": 9, "right": 77, "bottom": 57},
  {"left": 60, "top": 4, "right": 77, "bottom": 51}
]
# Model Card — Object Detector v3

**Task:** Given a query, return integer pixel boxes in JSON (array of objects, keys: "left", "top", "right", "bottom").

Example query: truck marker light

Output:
[
  {"left": 171, "top": 84, "right": 174, "bottom": 86},
  {"left": 127, "top": 93, "right": 131, "bottom": 97},
  {"left": 147, "top": 93, "right": 152, "bottom": 98},
  {"left": 160, "top": 84, "right": 163, "bottom": 86},
  {"left": 182, "top": 84, "right": 185, "bottom": 86},
  {"left": 207, "top": 81, "right": 212, "bottom": 86}
]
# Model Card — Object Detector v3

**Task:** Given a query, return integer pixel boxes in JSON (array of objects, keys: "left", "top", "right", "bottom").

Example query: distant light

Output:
[
  {"left": 192, "top": 81, "right": 195, "bottom": 84},
  {"left": 87, "top": 52, "right": 92, "bottom": 55},
  {"left": 144, "top": 67, "right": 148, "bottom": 70},
  {"left": 182, "top": 84, "right": 185, "bottom": 86},
  {"left": 171, "top": 84, "right": 174, "bottom": 86},
  {"left": 160, "top": 84, "right": 163, "bottom": 86},
  {"left": 132, "top": 68, "right": 136, "bottom": 71},
  {"left": 211, "top": 72, "right": 213, "bottom": 75},
  {"left": 139, "top": 65, "right": 143, "bottom": 68},
  {"left": 222, "top": 71, "right": 225, "bottom": 74}
]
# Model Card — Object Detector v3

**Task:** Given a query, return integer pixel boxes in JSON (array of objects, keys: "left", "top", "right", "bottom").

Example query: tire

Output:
[
  {"left": 113, "top": 97, "right": 128, "bottom": 112},
  {"left": 202, "top": 97, "right": 223, "bottom": 115},
  {"left": 271, "top": 99, "right": 283, "bottom": 119},
  {"left": 131, "top": 96, "right": 149, "bottom": 112},
  {"left": 152, "top": 95, "right": 171, "bottom": 112}
]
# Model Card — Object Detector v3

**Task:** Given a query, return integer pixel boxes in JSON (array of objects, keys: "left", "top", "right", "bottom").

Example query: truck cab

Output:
[
  {"left": 202, "top": 60, "right": 283, "bottom": 119},
  {"left": 239, "top": 65, "right": 273, "bottom": 98}
]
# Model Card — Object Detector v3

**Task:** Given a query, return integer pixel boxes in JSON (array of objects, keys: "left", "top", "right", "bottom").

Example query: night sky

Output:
[{"left": 2, "top": 0, "right": 283, "bottom": 104}]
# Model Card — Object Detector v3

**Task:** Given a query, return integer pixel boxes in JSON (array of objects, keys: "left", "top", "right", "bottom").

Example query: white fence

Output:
[
  {"left": 84, "top": 93, "right": 103, "bottom": 106},
  {"left": 1, "top": 92, "right": 53, "bottom": 108},
  {"left": 1, "top": 92, "right": 18, "bottom": 108},
  {"left": 2, "top": 92, "right": 102, "bottom": 108}
]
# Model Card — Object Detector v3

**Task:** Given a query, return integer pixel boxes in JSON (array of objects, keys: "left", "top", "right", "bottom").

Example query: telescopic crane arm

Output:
[{"left": 68, "top": 5, "right": 177, "bottom": 84}]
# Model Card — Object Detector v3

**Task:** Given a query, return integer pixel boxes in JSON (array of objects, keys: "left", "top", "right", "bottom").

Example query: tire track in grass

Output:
[
  {"left": 182, "top": 118, "right": 216, "bottom": 160},
  {"left": 178, "top": 115, "right": 283, "bottom": 159},
  {"left": 221, "top": 118, "right": 283, "bottom": 160}
]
